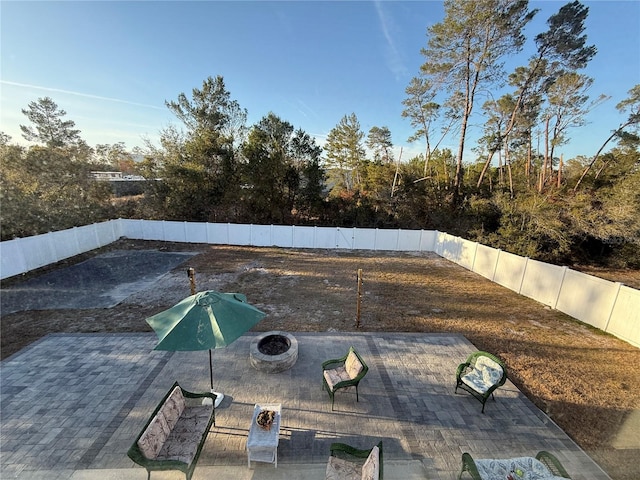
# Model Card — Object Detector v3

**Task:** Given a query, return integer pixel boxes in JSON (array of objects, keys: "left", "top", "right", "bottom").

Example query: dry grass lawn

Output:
[{"left": 1, "top": 240, "right": 639, "bottom": 479}]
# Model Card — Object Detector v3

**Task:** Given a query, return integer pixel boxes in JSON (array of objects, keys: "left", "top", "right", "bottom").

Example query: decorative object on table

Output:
[
  {"left": 256, "top": 409, "right": 276, "bottom": 430},
  {"left": 146, "top": 290, "right": 266, "bottom": 408},
  {"left": 455, "top": 350, "right": 507, "bottom": 413},
  {"left": 458, "top": 451, "right": 572, "bottom": 479},
  {"left": 322, "top": 346, "right": 369, "bottom": 410}
]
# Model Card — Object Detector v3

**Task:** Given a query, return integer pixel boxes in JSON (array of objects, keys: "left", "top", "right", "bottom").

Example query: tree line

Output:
[{"left": 1, "top": 0, "right": 638, "bottom": 267}]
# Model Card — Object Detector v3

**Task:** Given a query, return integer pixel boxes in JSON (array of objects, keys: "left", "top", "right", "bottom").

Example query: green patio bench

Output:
[
  {"left": 455, "top": 351, "right": 507, "bottom": 413},
  {"left": 459, "top": 451, "right": 572, "bottom": 479},
  {"left": 127, "top": 382, "right": 216, "bottom": 480},
  {"left": 322, "top": 346, "right": 369, "bottom": 410},
  {"left": 326, "top": 441, "right": 383, "bottom": 480}
]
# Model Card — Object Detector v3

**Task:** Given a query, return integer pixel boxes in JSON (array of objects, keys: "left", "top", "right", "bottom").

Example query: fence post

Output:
[
  {"left": 470, "top": 242, "right": 479, "bottom": 272},
  {"left": 492, "top": 249, "right": 501, "bottom": 282},
  {"left": 603, "top": 282, "right": 623, "bottom": 333},
  {"left": 518, "top": 257, "right": 529, "bottom": 294},
  {"left": 553, "top": 266, "right": 569, "bottom": 310}
]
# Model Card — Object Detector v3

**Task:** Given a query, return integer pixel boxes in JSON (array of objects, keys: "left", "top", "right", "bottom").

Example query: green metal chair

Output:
[
  {"left": 455, "top": 351, "right": 507, "bottom": 413},
  {"left": 322, "top": 346, "right": 369, "bottom": 410}
]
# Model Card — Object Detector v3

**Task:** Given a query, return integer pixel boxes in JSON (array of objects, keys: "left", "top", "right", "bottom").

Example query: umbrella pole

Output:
[
  {"left": 209, "top": 349, "right": 214, "bottom": 390},
  {"left": 209, "top": 349, "right": 224, "bottom": 408}
]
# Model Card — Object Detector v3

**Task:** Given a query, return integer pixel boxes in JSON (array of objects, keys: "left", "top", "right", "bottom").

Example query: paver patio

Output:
[{"left": 0, "top": 332, "right": 610, "bottom": 479}]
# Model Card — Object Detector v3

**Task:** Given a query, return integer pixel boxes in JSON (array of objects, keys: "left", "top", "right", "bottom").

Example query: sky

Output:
[{"left": 1, "top": 0, "right": 639, "bottom": 164}]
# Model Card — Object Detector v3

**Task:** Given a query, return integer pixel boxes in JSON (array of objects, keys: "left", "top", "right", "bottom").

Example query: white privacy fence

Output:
[{"left": 1, "top": 219, "right": 638, "bottom": 347}]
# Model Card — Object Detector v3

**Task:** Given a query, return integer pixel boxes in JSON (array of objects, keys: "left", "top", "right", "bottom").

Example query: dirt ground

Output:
[{"left": 2, "top": 239, "right": 639, "bottom": 480}]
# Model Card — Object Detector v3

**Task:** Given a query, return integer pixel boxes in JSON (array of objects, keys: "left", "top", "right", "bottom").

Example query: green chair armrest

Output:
[
  {"left": 322, "top": 359, "right": 346, "bottom": 370},
  {"left": 536, "top": 451, "right": 572, "bottom": 478},
  {"left": 322, "top": 350, "right": 350, "bottom": 370},
  {"left": 459, "top": 452, "right": 482, "bottom": 480},
  {"left": 456, "top": 362, "right": 471, "bottom": 378}
]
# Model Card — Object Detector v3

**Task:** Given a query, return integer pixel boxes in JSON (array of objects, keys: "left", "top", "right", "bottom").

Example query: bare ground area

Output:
[{"left": 2, "top": 239, "right": 639, "bottom": 479}]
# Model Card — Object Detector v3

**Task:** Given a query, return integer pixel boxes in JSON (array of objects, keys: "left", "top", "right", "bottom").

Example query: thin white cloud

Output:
[
  {"left": 0, "top": 80, "right": 165, "bottom": 110},
  {"left": 374, "top": 1, "right": 408, "bottom": 80}
]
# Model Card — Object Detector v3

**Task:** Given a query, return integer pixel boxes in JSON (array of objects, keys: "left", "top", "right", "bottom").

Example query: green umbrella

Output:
[{"left": 146, "top": 290, "right": 266, "bottom": 406}]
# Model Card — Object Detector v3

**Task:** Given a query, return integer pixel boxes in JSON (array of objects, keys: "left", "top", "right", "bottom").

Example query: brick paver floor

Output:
[{"left": 0, "top": 332, "right": 610, "bottom": 479}]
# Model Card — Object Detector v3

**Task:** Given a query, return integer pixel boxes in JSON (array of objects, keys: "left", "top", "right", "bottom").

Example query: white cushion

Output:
[
  {"left": 345, "top": 351, "right": 363, "bottom": 379},
  {"left": 462, "top": 356, "right": 503, "bottom": 394},
  {"left": 137, "top": 411, "right": 170, "bottom": 459},
  {"left": 474, "top": 456, "right": 566, "bottom": 480},
  {"left": 361, "top": 446, "right": 379, "bottom": 480},
  {"left": 324, "top": 366, "right": 352, "bottom": 391}
]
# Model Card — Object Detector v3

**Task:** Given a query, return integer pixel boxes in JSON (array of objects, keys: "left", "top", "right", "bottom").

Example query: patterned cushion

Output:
[
  {"left": 325, "top": 455, "right": 362, "bottom": 480},
  {"left": 462, "top": 356, "right": 503, "bottom": 394},
  {"left": 475, "top": 356, "right": 503, "bottom": 376},
  {"left": 361, "top": 446, "right": 379, "bottom": 480},
  {"left": 475, "top": 456, "right": 567, "bottom": 480},
  {"left": 345, "top": 352, "right": 363, "bottom": 379},
  {"left": 156, "top": 405, "right": 213, "bottom": 464},
  {"left": 137, "top": 411, "right": 171, "bottom": 459},
  {"left": 160, "top": 386, "right": 186, "bottom": 431},
  {"left": 324, "top": 366, "right": 352, "bottom": 391}
]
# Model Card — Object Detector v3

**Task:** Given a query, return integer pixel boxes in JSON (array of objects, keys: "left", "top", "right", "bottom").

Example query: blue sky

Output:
[{"left": 1, "top": 1, "right": 639, "bottom": 163}]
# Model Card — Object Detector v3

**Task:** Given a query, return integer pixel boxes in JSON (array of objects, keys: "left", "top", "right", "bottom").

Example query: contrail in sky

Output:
[
  {"left": 373, "top": 0, "right": 407, "bottom": 80},
  {"left": 1, "top": 80, "right": 165, "bottom": 110}
]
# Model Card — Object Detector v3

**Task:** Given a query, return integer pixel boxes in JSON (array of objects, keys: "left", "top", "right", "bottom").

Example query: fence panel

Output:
[
  {"left": 313, "top": 227, "right": 337, "bottom": 249},
  {"left": 606, "top": 285, "right": 640, "bottom": 347},
  {"left": 352, "top": 228, "right": 376, "bottom": 250},
  {"left": 397, "top": 229, "right": 423, "bottom": 252},
  {"left": 206, "top": 223, "right": 229, "bottom": 244},
  {"left": 21, "top": 234, "right": 55, "bottom": 272},
  {"left": 140, "top": 220, "right": 164, "bottom": 240},
  {"left": 436, "top": 233, "right": 463, "bottom": 262},
  {"left": 292, "top": 226, "right": 315, "bottom": 248},
  {"left": 372, "top": 229, "right": 397, "bottom": 250},
  {"left": 0, "top": 239, "right": 28, "bottom": 278},
  {"left": 519, "top": 260, "right": 565, "bottom": 307},
  {"left": 119, "top": 219, "right": 144, "bottom": 239},
  {"left": 227, "top": 224, "right": 252, "bottom": 245},
  {"left": 472, "top": 244, "right": 500, "bottom": 280},
  {"left": 555, "top": 270, "right": 620, "bottom": 331},
  {"left": 457, "top": 239, "right": 478, "bottom": 271},
  {"left": 161, "top": 221, "right": 186, "bottom": 242},
  {"left": 419, "top": 230, "right": 437, "bottom": 252},
  {"left": 75, "top": 224, "right": 100, "bottom": 252},
  {"left": 335, "top": 227, "right": 354, "bottom": 249},
  {"left": 493, "top": 251, "right": 528, "bottom": 292},
  {"left": 94, "top": 220, "right": 121, "bottom": 246},
  {"left": 271, "top": 225, "right": 294, "bottom": 247},
  {"left": 250, "top": 225, "right": 273, "bottom": 246},
  {"left": 50, "top": 229, "right": 81, "bottom": 262},
  {"left": 184, "top": 222, "right": 208, "bottom": 243}
]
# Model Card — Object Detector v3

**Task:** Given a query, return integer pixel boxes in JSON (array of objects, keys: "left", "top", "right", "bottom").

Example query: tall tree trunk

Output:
[
  {"left": 477, "top": 149, "right": 497, "bottom": 188},
  {"left": 540, "top": 116, "right": 550, "bottom": 192},
  {"left": 573, "top": 122, "right": 631, "bottom": 191},
  {"left": 557, "top": 154, "right": 563, "bottom": 188},
  {"left": 526, "top": 130, "right": 532, "bottom": 188}
]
